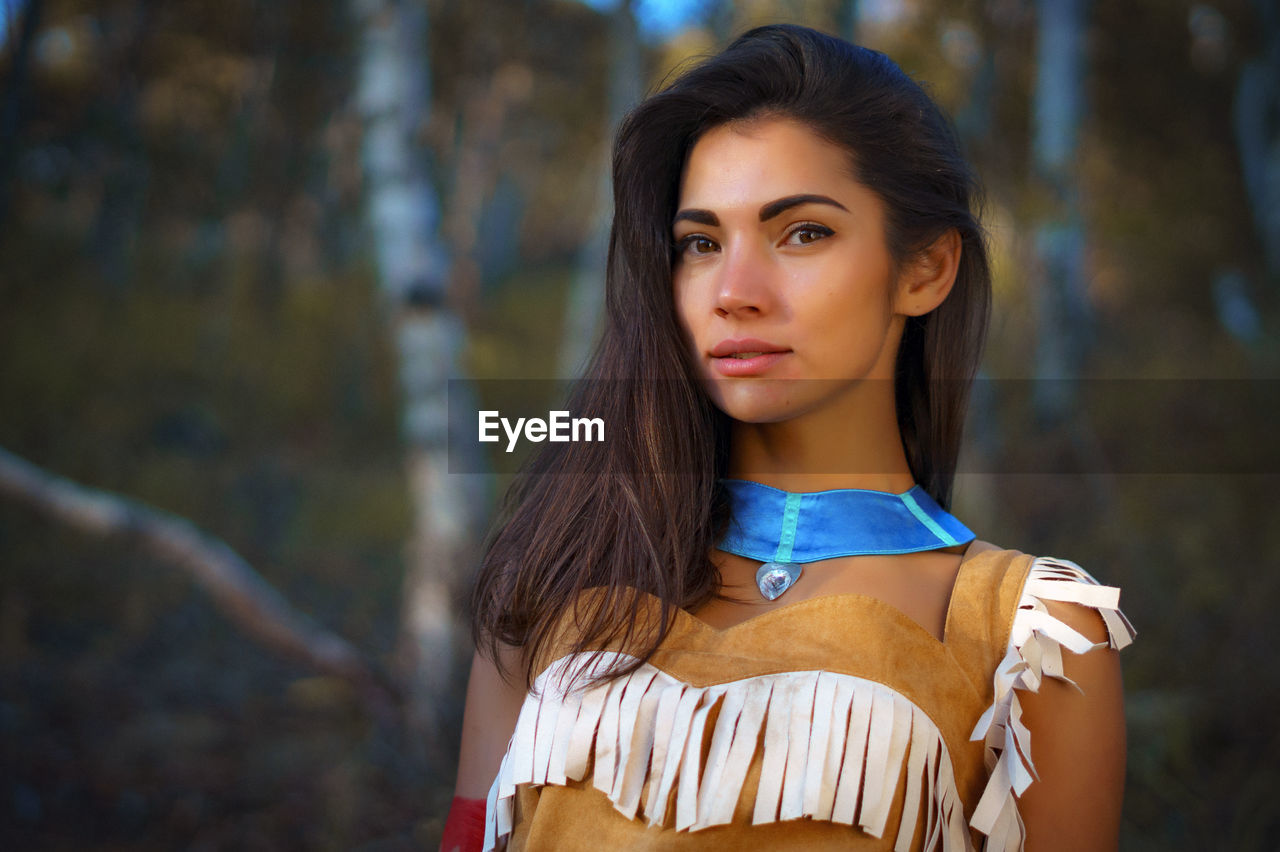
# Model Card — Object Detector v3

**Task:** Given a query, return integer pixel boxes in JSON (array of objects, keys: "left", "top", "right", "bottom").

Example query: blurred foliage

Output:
[{"left": 0, "top": 0, "right": 1277, "bottom": 848}]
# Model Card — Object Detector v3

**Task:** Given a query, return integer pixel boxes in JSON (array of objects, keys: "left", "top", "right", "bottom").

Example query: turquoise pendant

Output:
[{"left": 756, "top": 561, "right": 803, "bottom": 601}]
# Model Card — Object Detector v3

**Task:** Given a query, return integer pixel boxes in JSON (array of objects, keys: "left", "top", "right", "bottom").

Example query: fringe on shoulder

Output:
[
  {"left": 967, "top": 556, "right": 1136, "bottom": 851},
  {"left": 484, "top": 653, "right": 973, "bottom": 851}
]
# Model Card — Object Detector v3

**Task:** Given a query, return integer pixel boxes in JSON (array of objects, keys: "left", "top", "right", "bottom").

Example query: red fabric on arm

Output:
[{"left": 440, "top": 796, "right": 487, "bottom": 852}]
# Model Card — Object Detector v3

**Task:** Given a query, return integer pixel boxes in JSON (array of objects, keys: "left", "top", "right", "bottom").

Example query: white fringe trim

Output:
[
  {"left": 967, "top": 557, "right": 1136, "bottom": 851},
  {"left": 483, "top": 655, "right": 974, "bottom": 851}
]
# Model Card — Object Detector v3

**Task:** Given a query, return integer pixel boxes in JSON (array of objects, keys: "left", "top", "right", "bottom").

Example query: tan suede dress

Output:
[{"left": 483, "top": 543, "right": 1134, "bottom": 851}]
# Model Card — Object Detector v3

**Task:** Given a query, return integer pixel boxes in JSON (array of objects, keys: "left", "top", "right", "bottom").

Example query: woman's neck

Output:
[{"left": 725, "top": 384, "right": 915, "bottom": 494}]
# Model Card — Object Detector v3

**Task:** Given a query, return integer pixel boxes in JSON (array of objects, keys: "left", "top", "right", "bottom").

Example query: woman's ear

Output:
[{"left": 894, "top": 228, "right": 962, "bottom": 317}]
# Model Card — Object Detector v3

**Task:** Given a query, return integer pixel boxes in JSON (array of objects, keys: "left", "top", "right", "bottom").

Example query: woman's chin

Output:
[{"left": 706, "top": 382, "right": 815, "bottom": 425}]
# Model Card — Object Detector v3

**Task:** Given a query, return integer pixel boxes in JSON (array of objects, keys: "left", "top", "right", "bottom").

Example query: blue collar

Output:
[{"left": 718, "top": 478, "right": 975, "bottom": 564}]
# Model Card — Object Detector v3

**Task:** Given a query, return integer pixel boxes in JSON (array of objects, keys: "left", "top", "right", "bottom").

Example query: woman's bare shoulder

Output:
[{"left": 971, "top": 551, "right": 1134, "bottom": 851}]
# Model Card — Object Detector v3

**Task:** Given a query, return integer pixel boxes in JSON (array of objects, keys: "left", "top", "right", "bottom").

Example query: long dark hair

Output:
[{"left": 472, "top": 24, "right": 991, "bottom": 687}]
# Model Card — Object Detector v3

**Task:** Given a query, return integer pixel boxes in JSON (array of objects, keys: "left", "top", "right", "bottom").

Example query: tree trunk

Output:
[
  {"left": 1030, "top": 0, "right": 1091, "bottom": 417},
  {"left": 1026, "top": 0, "right": 1114, "bottom": 502},
  {"left": 351, "top": 0, "right": 485, "bottom": 761}
]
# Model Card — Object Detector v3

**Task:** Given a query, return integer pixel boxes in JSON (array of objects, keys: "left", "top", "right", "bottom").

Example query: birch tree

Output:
[{"left": 351, "top": 0, "right": 485, "bottom": 754}]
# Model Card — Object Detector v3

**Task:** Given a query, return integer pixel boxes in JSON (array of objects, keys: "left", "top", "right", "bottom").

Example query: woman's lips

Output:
[{"left": 710, "top": 351, "right": 789, "bottom": 377}]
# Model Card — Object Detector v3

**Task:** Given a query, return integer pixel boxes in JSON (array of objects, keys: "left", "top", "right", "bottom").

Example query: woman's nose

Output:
[{"left": 714, "top": 241, "right": 776, "bottom": 318}]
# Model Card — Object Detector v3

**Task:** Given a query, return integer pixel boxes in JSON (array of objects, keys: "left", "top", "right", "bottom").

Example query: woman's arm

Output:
[
  {"left": 442, "top": 646, "right": 528, "bottom": 852},
  {"left": 1015, "top": 600, "right": 1127, "bottom": 851}
]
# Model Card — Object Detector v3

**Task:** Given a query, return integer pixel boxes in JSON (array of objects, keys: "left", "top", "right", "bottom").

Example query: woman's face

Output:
[{"left": 672, "top": 117, "right": 907, "bottom": 425}]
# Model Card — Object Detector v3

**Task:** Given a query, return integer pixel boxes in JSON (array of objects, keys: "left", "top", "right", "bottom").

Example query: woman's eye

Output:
[
  {"left": 786, "top": 224, "right": 834, "bottom": 245},
  {"left": 677, "top": 235, "right": 719, "bottom": 255}
]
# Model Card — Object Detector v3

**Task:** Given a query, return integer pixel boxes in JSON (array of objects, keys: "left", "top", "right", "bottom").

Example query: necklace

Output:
[{"left": 717, "top": 479, "right": 976, "bottom": 600}]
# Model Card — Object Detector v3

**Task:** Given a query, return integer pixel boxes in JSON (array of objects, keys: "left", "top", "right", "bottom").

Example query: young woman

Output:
[{"left": 443, "top": 24, "right": 1133, "bottom": 852}]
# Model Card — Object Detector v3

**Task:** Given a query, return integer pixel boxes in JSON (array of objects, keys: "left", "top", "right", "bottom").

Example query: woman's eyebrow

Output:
[
  {"left": 673, "top": 209, "right": 719, "bottom": 227},
  {"left": 673, "top": 194, "right": 848, "bottom": 228},
  {"left": 759, "top": 194, "right": 849, "bottom": 221}
]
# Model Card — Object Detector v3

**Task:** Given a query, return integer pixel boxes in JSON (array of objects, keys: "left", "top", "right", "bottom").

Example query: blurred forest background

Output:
[{"left": 1, "top": 0, "right": 1277, "bottom": 849}]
